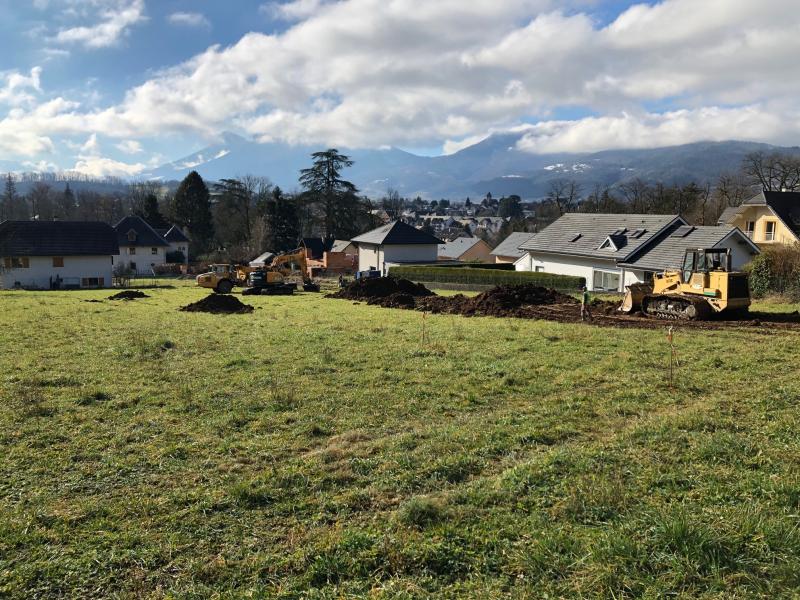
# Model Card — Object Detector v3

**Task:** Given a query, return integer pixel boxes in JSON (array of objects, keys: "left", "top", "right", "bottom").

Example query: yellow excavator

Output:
[
  {"left": 620, "top": 248, "right": 751, "bottom": 320},
  {"left": 195, "top": 249, "right": 319, "bottom": 295}
]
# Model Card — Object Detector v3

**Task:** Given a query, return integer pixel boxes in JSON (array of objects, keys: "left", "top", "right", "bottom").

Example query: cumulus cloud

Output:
[
  {"left": 5, "top": 0, "right": 800, "bottom": 163},
  {"left": 116, "top": 139, "right": 143, "bottom": 154},
  {"left": 0, "top": 67, "right": 42, "bottom": 106},
  {"left": 167, "top": 12, "right": 211, "bottom": 29},
  {"left": 71, "top": 156, "right": 146, "bottom": 177},
  {"left": 54, "top": 0, "right": 147, "bottom": 49}
]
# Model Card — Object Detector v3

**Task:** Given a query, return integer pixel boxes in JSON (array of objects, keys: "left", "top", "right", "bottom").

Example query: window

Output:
[
  {"left": 81, "top": 277, "right": 104, "bottom": 288},
  {"left": 130, "top": 262, "right": 137, "bottom": 270},
  {"left": 745, "top": 221, "right": 755, "bottom": 238},
  {"left": 151, "top": 247, "right": 158, "bottom": 255},
  {"left": 592, "top": 270, "right": 620, "bottom": 291},
  {"left": 535, "top": 266, "right": 544, "bottom": 273},
  {"left": 4, "top": 257, "right": 29, "bottom": 269},
  {"left": 765, "top": 221, "right": 776, "bottom": 241},
  {"left": 129, "top": 247, "right": 136, "bottom": 255},
  {"left": 127, "top": 229, "right": 137, "bottom": 242},
  {"left": 52, "top": 257, "right": 64, "bottom": 267}
]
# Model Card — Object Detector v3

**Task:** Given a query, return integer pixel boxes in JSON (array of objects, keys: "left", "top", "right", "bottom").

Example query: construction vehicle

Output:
[
  {"left": 620, "top": 248, "right": 751, "bottom": 320},
  {"left": 196, "top": 264, "right": 253, "bottom": 294},
  {"left": 196, "top": 249, "right": 320, "bottom": 295}
]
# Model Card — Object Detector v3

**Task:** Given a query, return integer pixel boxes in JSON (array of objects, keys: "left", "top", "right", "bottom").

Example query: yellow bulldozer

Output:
[
  {"left": 195, "top": 249, "right": 320, "bottom": 295},
  {"left": 620, "top": 248, "right": 751, "bottom": 320}
]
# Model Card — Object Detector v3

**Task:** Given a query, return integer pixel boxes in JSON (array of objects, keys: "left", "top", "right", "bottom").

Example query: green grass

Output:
[{"left": 1, "top": 282, "right": 800, "bottom": 598}]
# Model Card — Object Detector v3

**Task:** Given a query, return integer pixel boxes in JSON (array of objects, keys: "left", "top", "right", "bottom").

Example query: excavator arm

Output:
[{"left": 268, "top": 249, "right": 320, "bottom": 291}]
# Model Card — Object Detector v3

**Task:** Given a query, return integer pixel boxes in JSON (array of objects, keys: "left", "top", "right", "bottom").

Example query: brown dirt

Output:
[
  {"left": 180, "top": 294, "right": 254, "bottom": 314},
  {"left": 327, "top": 278, "right": 800, "bottom": 332},
  {"left": 108, "top": 290, "right": 150, "bottom": 301}
]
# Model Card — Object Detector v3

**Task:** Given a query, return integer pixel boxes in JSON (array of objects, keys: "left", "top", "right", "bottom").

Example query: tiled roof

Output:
[
  {"left": 351, "top": 220, "right": 443, "bottom": 245},
  {"left": 438, "top": 236, "right": 482, "bottom": 258},
  {"left": 0, "top": 220, "right": 119, "bottom": 256},
  {"left": 619, "top": 225, "right": 759, "bottom": 271},
  {"left": 519, "top": 213, "right": 682, "bottom": 260},
  {"left": 115, "top": 216, "right": 170, "bottom": 247},
  {"left": 491, "top": 232, "right": 535, "bottom": 258}
]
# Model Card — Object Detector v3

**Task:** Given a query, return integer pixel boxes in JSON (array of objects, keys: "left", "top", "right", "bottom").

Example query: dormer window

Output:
[
  {"left": 598, "top": 236, "right": 620, "bottom": 251},
  {"left": 127, "top": 229, "right": 137, "bottom": 242}
]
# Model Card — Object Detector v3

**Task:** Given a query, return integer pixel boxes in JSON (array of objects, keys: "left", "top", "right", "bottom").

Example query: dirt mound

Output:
[
  {"left": 108, "top": 290, "right": 150, "bottom": 301},
  {"left": 180, "top": 294, "right": 254, "bottom": 314},
  {"left": 328, "top": 277, "right": 435, "bottom": 300},
  {"left": 413, "top": 284, "right": 576, "bottom": 317}
]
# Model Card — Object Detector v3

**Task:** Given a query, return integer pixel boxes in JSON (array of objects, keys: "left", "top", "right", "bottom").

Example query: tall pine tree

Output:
[
  {"left": 140, "top": 193, "right": 169, "bottom": 229},
  {"left": 299, "top": 149, "right": 359, "bottom": 238},
  {"left": 172, "top": 171, "right": 214, "bottom": 257}
]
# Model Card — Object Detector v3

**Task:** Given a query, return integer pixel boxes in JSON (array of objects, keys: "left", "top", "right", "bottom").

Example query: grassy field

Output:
[{"left": 1, "top": 282, "right": 799, "bottom": 598}]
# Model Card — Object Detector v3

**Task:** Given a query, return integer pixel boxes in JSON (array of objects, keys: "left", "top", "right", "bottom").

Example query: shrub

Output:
[
  {"left": 389, "top": 265, "right": 585, "bottom": 291},
  {"left": 746, "top": 245, "right": 800, "bottom": 299},
  {"left": 166, "top": 250, "right": 185, "bottom": 264}
]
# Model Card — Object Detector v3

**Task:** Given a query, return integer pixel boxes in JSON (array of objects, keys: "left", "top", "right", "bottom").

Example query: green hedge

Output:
[
  {"left": 390, "top": 266, "right": 585, "bottom": 290},
  {"left": 424, "top": 262, "right": 515, "bottom": 271}
]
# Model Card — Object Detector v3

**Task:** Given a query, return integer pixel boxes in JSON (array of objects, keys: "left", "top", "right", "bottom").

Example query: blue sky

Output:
[{"left": 1, "top": 0, "right": 798, "bottom": 177}]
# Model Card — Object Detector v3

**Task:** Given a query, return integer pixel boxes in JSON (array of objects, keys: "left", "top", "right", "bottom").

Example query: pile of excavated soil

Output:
[
  {"left": 328, "top": 280, "right": 800, "bottom": 331},
  {"left": 180, "top": 294, "right": 254, "bottom": 314},
  {"left": 329, "top": 277, "right": 435, "bottom": 300},
  {"left": 108, "top": 290, "right": 150, "bottom": 301}
]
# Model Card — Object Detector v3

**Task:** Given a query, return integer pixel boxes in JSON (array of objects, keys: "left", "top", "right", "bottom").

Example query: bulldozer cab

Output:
[{"left": 681, "top": 249, "right": 730, "bottom": 284}]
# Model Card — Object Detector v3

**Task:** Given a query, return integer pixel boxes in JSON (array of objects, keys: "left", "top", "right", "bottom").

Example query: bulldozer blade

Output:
[{"left": 619, "top": 282, "right": 651, "bottom": 313}]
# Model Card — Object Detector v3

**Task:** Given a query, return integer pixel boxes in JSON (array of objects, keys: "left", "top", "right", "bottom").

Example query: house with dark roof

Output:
[
  {"left": 155, "top": 225, "right": 190, "bottom": 264},
  {"left": 351, "top": 220, "right": 443, "bottom": 274},
  {"left": 0, "top": 220, "right": 119, "bottom": 289},
  {"left": 518, "top": 213, "right": 759, "bottom": 292},
  {"left": 491, "top": 231, "right": 536, "bottom": 264},
  {"left": 115, "top": 216, "right": 171, "bottom": 275},
  {"left": 438, "top": 236, "right": 493, "bottom": 263},
  {"left": 719, "top": 191, "right": 800, "bottom": 247}
]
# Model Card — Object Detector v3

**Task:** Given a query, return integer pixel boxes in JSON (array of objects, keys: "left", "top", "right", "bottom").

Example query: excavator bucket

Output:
[{"left": 619, "top": 282, "right": 651, "bottom": 313}]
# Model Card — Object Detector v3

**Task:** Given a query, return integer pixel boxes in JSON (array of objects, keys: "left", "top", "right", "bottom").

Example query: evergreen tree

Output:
[
  {"left": 2, "top": 173, "right": 22, "bottom": 220},
  {"left": 56, "top": 183, "right": 76, "bottom": 220},
  {"left": 262, "top": 186, "right": 301, "bottom": 252},
  {"left": 299, "top": 149, "right": 359, "bottom": 238},
  {"left": 498, "top": 195, "right": 523, "bottom": 218},
  {"left": 140, "top": 193, "right": 169, "bottom": 228},
  {"left": 172, "top": 171, "right": 215, "bottom": 256}
]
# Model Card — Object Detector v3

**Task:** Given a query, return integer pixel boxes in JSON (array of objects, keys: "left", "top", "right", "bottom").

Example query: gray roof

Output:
[
  {"left": 163, "top": 225, "right": 189, "bottom": 243},
  {"left": 519, "top": 213, "right": 682, "bottom": 261},
  {"left": 0, "top": 220, "right": 119, "bottom": 257},
  {"left": 115, "top": 216, "right": 170, "bottom": 247},
  {"left": 351, "top": 220, "right": 443, "bottom": 246},
  {"left": 331, "top": 239, "right": 356, "bottom": 253},
  {"left": 717, "top": 206, "right": 740, "bottom": 225},
  {"left": 491, "top": 231, "right": 536, "bottom": 258},
  {"left": 620, "top": 225, "right": 759, "bottom": 271},
  {"left": 438, "top": 236, "right": 482, "bottom": 258}
]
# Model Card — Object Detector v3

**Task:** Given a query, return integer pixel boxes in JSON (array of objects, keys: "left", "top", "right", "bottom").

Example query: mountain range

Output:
[
  {"left": 9, "top": 133, "right": 800, "bottom": 199},
  {"left": 144, "top": 133, "right": 800, "bottom": 200}
]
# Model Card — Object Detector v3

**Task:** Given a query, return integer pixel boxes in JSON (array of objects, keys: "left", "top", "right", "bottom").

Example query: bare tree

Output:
[
  {"left": 547, "top": 179, "right": 580, "bottom": 215},
  {"left": 742, "top": 151, "right": 800, "bottom": 192}
]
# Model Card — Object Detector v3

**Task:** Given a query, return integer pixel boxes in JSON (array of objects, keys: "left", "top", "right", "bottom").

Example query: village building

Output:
[
  {"left": 718, "top": 190, "right": 800, "bottom": 247},
  {"left": 156, "top": 226, "right": 191, "bottom": 265},
  {"left": 351, "top": 220, "right": 443, "bottom": 274},
  {"left": 0, "top": 220, "right": 119, "bottom": 290},
  {"left": 437, "top": 236, "right": 493, "bottom": 262},
  {"left": 114, "top": 216, "right": 171, "bottom": 276},
  {"left": 517, "top": 213, "right": 759, "bottom": 292},
  {"left": 491, "top": 231, "right": 536, "bottom": 264}
]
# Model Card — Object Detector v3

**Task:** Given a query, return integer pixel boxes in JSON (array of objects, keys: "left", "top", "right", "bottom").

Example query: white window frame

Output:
[
  {"left": 764, "top": 221, "right": 776, "bottom": 241},
  {"left": 745, "top": 221, "right": 755, "bottom": 238},
  {"left": 592, "top": 268, "right": 621, "bottom": 292}
]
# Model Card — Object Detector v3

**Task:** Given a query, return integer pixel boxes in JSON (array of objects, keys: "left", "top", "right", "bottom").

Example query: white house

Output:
[
  {"left": 517, "top": 213, "right": 759, "bottom": 292},
  {"left": 351, "top": 220, "right": 443, "bottom": 274},
  {"left": 114, "top": 216, "right": 170, "bottom": 275},
  {"left": 0, "top": 220, "right": 119, "bottom": 290},
  {"left": 156, "top": 225, "right": 190, "bottom": 264}
]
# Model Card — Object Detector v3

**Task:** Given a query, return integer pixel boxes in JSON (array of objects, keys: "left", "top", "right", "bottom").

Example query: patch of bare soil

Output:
[
  {"left": 180, "top": 294, "right": 254, "bottom": 314},
  {"left": 328, "top": 278, "right": 800, "bottom": 332},
  {"left": 108, "top": 290, "right": 150, "bottom": 301}
]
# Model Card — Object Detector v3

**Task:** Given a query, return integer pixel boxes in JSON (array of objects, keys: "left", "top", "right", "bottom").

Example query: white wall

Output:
[
  {"left": 114, "top": 245, "right": 167, "bottom": 275},
  {"left": 522, "top": 252, "right": 623, "bottom": 291},
  {"left": 358, "top": 243, "right": 439, "bottom": 273},
  {"left": 713, "top": 234, "right": 757, "bottom": 270},
  {"left": 0, "top": 255, "right": 114, "bottom": 290}
]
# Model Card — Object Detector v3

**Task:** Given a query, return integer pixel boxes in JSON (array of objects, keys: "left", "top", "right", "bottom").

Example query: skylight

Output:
[
  {"left": 671, "top": 226, "right": 695, "bottom": 238},
  {"left": 569, "top": 233, "right": 582, "bottom": 242},
  {"left": 631, "top": 228, "right": 646, "bottom": 238}
]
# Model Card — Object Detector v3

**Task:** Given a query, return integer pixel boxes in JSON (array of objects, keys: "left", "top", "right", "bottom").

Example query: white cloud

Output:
[
  {"left": 515, "top": 106, "right": 792, "bottom": 154},
  {"left": 71, "top": 156, "right": 146, "bottom": 177},
  {"left": 0, "top": 67, "right": 42, "bottom": 106},
  {"left": 262, "top": 0, "right": 329, "bottom": 21},
  {"left": 167, "top": 12, "right": 211, "bottom": 29},
  {"left": 54, "top": 0, "right": 147, "bottom": 49},
  {"left": 80, "top": 133, "right": 100, "bottom": 155},
  {"left": 6, "top": 0, "right": 800, "bottom": 162},
  {"left": 116, "top": 139, "right": 143, "bottom": 154}
]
